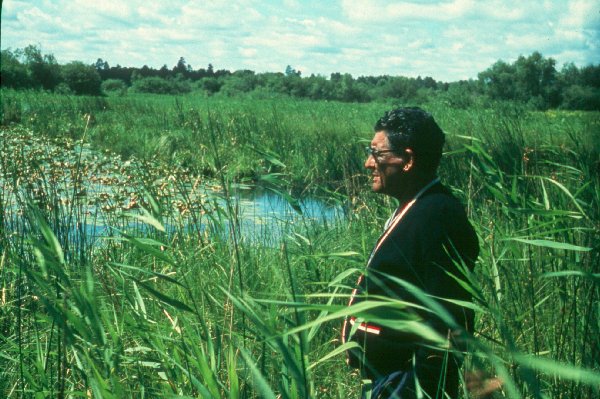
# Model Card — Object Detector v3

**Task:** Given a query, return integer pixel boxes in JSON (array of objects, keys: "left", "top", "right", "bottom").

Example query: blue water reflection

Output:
[{"left": 216, "top": 187, "right": 344, "bottom": 244}]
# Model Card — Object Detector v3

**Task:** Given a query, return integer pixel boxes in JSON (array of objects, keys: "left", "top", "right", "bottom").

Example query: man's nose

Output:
[{"left": 365, "top": 155, "right": 375, "bottom": 169}]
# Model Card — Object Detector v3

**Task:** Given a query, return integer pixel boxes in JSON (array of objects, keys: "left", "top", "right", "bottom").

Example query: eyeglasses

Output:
[{"left": 365, "top": 146, "right": 395, "bottom": 159}]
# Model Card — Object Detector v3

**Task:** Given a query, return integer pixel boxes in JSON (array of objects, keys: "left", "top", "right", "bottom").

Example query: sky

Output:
[{"left": 1, "top": 0, "right": 599, "bottom": 82}]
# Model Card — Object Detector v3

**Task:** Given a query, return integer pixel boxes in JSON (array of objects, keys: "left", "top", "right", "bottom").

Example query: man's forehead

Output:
[{"left": 371, "top": 131, "right": 389, "bottom": 147}]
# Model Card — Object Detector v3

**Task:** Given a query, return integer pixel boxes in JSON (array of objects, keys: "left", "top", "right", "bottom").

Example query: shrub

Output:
[
  {"left": 131, "top": 76, "right": 191, "bottom": 95},
  {"left": 561, "top": 84, "right": 600, "bottom": 111},
  {"left": 61, "top": 61, "right": 102, "bottom": 95},
  {"left": 101, "top": 79, "right": 127, "bottom": 96}
]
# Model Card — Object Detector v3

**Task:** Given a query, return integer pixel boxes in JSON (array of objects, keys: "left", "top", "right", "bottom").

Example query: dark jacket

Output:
[{"left": 343, "top": 183, "right": 479, "bottom": 377}]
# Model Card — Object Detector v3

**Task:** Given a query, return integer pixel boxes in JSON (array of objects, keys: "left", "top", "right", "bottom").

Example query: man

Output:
[{"left": 343, "top": 107, "right": 479, "bottom": 398}]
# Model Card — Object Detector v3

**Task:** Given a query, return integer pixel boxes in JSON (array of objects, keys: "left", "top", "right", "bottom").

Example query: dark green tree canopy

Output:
[
  {"left": 1, "top": 45, "right": 598, "bottom": 109},
  {"left": 62, "top": 61, "right": 102, "bottom": 95}
]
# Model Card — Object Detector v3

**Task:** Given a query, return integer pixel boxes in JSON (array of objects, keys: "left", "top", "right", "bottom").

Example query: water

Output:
[
  {"left": 1, "top": 131, "right": 344, "bottom": 246},
  {"left": 70, "top": 187, "right": 343, "bottom": 248},
  {"left": 229, "top": 187, "right": 344, "bottom": 244}
]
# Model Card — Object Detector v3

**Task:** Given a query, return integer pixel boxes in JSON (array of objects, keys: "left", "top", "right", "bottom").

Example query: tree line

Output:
[{"left": 1, "top": 44, "right": 599, "bottom": 110}]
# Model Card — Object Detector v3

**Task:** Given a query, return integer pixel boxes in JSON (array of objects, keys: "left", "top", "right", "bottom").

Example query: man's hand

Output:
[{"left": 465, "top": 370, "right": 503, "bottom": 398}]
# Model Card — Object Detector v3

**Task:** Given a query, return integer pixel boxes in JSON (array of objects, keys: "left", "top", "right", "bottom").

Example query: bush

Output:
[
  {"left": 130, "top": 76, "right": 191, "bottom": 95},
  {"left": 195, "top": 77, "right": 222, "bottom": 95},
  {"left": 101, "top": 79, "right": 127, "bottom": 96},
  {"left": 561, "top": 85, "right": 600, "bottom": 111},
  {"left": 61, "top": 61, "right": 102, "bottom": 95},
  {"left": 1, "top": 50, "right": 33, "bottom": 89},
  {"left": 54, "top": 82, "right": 74, "bottom": 95}
]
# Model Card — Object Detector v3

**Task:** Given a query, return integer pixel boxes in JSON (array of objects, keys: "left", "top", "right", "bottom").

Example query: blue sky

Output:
[{"left": 2, "top": 0, "right": 599, "bottom": 82}]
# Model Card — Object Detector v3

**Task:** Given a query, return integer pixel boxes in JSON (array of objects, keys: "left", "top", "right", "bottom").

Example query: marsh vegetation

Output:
[{"left": 1, "top": 89, "right": 598, "bottom": 398}]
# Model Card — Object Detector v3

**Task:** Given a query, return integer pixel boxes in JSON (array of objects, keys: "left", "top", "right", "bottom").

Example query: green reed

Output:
[{"left": 1, "top": 90, "right": 599, "bottom": 398}]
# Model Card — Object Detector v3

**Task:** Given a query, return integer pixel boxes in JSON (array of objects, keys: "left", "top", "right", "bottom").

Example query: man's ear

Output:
[{"left": 403, "top": 148, "right": 414, "bottom": 171}]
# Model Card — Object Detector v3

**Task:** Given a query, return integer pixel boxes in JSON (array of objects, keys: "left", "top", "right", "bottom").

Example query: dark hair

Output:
[{"left": 374, "top": 107, "right": 445, "bottom": 172}]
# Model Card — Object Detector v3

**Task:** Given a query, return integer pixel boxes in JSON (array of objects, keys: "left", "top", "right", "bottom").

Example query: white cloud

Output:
[
  {"left": 239, "top": 47, "right": 258, "bottom": 57},
  {"left": 505, "top": 33, "right": 549, "bottom": 50},
  {"left": 86, "top": 0, "right": 132, "bottom": 19},
  {"left": 283, "top": 0, "right": 301, "bottom": 9},
  {"left": 1, "top": 0, "right": 598, "bottom": 81},
  {"left": 341, "top": 0, "right": 477, "bottom": 22},
  {"left": 560, "top": 0, "right": 600, "bottom": 28}
]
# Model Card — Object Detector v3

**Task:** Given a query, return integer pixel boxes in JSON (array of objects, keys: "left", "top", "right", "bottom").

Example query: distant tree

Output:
[
  {"left": 131, "top": 76, "right": 173, "bottom": 94},
  {"left": 333, "top": 73, "right": 367, "bottom": 102},
  {"left": 174, "top": 57, "right": 192, "bottom": 77},
  {"left": 478, "top": 52, "right": 560, "bottom": 108},
  {"left": 514, "top": 52, "right": 559, "bottom": 108},
  {"left": 131, "top": 76, "right": 191, "bottom": 95},
  {"left": 257, "top": 72, "right": 286, "bottom": 94},
  {"left": 54, "top": 82, "right": 74, "bottom": 95},
  {"left": 23, "top": 45, "right": 62, "bottom": 90},
  {"left": 560, "top": 62, "right": 581, "bottom": 87},
  {"left": 285, "top": 65, "right": 301, "bottom": 77},
  {"left": 561, "top": 84, "right": 600, "bottom": 110},
  {"left": 373, "top": 76, "right": 419, "bottom": 101},
  {"left": 442, "top": 80, "right": 479, "bottom": 108},
  {"left": 420, "top": 76, "right": 437, "bottom": 89},
  {"left": 1, "top": 49, "right": 32, "bottom": 88},
  {"left": 478, "top": 60, "right": 517, "bottom": 100},
  {"left": 305, "top": 74, "right": 334, "bottom": 100},
  {"left": 579, "top": 64, "right": 600, "bottom": 88},
  {"left": 95, "top": 58, "right": 109, "bottom": 71},
  {"left": 61, "top": 61, "right": 102, "bottom": 95},
  {"left": 158, "top": 65, "right": 170, "bottom": 79},
  {"left": 220, "top": 70, "right": 256, "bottom": 95},
  {"left": 197, "top": 77, "right": 222, "bottom": 94}
]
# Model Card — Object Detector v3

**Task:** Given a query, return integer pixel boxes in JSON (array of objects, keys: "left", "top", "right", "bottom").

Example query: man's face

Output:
[{"left": 365, "top": 131, "right": 406, "bottom": 197}]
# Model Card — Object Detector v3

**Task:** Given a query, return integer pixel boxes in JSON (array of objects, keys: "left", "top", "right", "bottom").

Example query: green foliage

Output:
[
  {"left": 101, "top": 78, "right": 128, "bottom": 96},
  {"left": 131, "top": 75, "right": 192, "bottom": 95},
  {"left": 219, "top": 70, "right": 257, "bottom": 96},
  {"left": 196, "top": 76, "right": 223, "bottom": 94},
  {"left": 61, "top": 61, "right": 102, "bottom": 95},
  {"left": 23, "top": 44, "right": 62, "bottom": 91},
  {"left": 478, "top": 51, "right": 598, "bottom": 110},
  {"left": 1, "top": 49, "right": 33, "bottom": 89},
  {"left": 561, "top": 85, "right": 600, "bottom": 111},
  {"left": 3, "top": 45, "right": 599, "bottom": 109}
]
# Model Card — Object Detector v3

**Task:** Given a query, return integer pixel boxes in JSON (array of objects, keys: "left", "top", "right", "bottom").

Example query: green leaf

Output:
[
  {"left": 228, "top": 346, "right": 240, "bottom": 399},
  {"left": 135, "top": 279, "right": 194, "bottom": 313},
  {"left": 266, "top": 186, "right": 303, "bottom": 215},
  {"left": 109, "top": 262, "right": 185, "bottom": 287},
  {"left": 508, "top": 238, "right": 591, "bottom": 252},
  {"left": 26, "top": 203, "right": 65, "bottom": 265},
  {"left": 110, "top": 230, "right": 175, "bottom": 265},
  {"left": 542, "top": 177, "right": 588, "bottom": 218},
  {"left": 309, "top": 341, "right": 360, "bottom": 370},
  {"left": 542, "top": 270, "right": 600, "bottom": 283},
  {"left": 514, "top": 354, "right": 600, "bottom": 386},
  {"left": 250, "top": 146, "right": 287, "bottom": 168},
  {"left": 123, "top": 206, "right": 166, "bottom": 232},
  {"left": 309, "top": 251, "right": 362, "bottom": 259},
  {"left": 238, "top": 347, "right": 277, "bottom": 399}
]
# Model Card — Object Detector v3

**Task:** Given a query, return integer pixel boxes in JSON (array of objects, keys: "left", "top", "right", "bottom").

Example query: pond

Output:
[
  {"left": 1, "top": 128, "right": 345, "bottom": 246},
  {"left": 213, "top": 186, "right": 344, "bottom": 244}
]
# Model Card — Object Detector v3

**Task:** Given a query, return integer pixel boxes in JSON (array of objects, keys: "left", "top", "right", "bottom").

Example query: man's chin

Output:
[{"left": 372, "top": 184, "right": 383, "bottom": 193}]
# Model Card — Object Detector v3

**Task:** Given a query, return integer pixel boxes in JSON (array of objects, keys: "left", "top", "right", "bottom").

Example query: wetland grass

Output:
[{"left": 0, "top": 90, "right": 599, "bottom": 397}]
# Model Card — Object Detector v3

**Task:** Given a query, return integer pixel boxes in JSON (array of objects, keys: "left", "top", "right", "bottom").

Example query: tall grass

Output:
[{"left": 1, "top": 90, "right": 599, "bottom": 397}]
